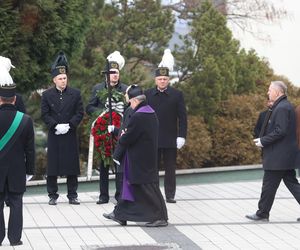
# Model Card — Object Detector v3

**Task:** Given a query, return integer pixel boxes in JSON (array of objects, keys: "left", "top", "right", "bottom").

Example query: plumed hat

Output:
[
  {"left": 126, "top": 85, "right": 143, "bottom": 99},
  {"left": 51, "top": 51, "right": 68, "bottom": 78},
  {"left": 155, "top": 49, "right": 174, "bottom": 77},
  {"left": 0, "top": 56, "right": 16, "bottom": 97},
  {"left": 106, "top": 51, "right": 125, "bottom": 71}
]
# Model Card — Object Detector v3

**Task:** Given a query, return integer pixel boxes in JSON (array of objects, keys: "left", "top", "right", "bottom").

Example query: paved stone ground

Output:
[{"left": 2, "top": 179, "right": 300, "bottom": 249}]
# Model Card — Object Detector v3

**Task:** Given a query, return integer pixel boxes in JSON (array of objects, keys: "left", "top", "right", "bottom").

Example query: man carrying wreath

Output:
[{"left": 86, "top": 51, "right": 128, "bottom": 204}]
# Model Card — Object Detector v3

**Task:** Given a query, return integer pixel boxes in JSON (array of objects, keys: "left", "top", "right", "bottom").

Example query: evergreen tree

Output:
[
  {"left": 235, "top": 49, "right": 270, "bottom": 94},
  {"left": 177, "top": 1, "right": 239, "bottom": 124},
  {"left": 75, "top": 0, "right": 175, "bottom": 97},
  {"left": 0, "top": 0, "right": 92, "bottom": 93}
]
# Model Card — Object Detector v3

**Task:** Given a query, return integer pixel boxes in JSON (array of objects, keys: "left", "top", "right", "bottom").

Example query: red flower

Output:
[{"left": 92, "top": 111, "right": 122, "bottom": 167}]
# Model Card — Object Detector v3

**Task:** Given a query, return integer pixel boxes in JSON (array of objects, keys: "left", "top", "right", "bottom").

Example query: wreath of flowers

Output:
[{"left": 92, "top": 111, "right": 122, "bottom": 166}]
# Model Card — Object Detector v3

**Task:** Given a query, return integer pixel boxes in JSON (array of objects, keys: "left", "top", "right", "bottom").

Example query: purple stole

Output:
[{"left": 121, "top": 105, "right": 155, "bottom": 201}]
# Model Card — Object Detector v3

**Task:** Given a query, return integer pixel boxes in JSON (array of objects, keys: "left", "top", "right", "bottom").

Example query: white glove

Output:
[
  {"left": 55, "top": 123, "right": 70, "bottom": 135},
  {"left": 26, "top": 175, "right": 33, "bottom": 182},
  {"left": 253, "top": 138, "right": 263, "bottom": 147},
  {"left": 113, "top": 158, "right": 120, "bottom": 165},
  {"left": 176, "top": 137, "right": 185, "bottom": 149},
  {"left": 108, "top": 125, "right": 115, "bottom": 133}
]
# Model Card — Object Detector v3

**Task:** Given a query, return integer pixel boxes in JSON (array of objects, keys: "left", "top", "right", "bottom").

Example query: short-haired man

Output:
[
  {"left": 145, "top": 67, "right": 187, "bottom": 203},
  {"left": 41, "top": 51, "right": 84, "bottom": 205},
  {"left": 246, "top": 81, "right": 300, "bottom": 222},
  {"left": 86, "top": 57, "right": 127, "bottom": 204}
]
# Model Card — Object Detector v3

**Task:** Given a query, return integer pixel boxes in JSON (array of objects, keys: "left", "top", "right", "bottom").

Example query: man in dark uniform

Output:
[
  {"left": 41, "top": 51, "right": 84, "bottom": 205},
  {"left": 145, "top": 66, "right": 187, "bottom": 203},
  {"left": 0, "top": 56, "right": 35, "bottom": 246},
  {"left": 103, "top": 85, "right": 168, "bottom": 227},
  {"left": 246, "top": 81, "right": 300, "bottom": 222},
  {"left": 86, "top": 52, "right": 127, "bottom": 204},
  {"left": 3, "top": 93, "right": 26, "bottom": 208}
]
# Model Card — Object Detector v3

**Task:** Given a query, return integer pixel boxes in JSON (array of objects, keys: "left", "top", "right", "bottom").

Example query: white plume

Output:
[
  {"left": 107, "top": 51, "right": 125, "bottom": 70},
  {"left": 0, "top": 56, "right": 15, "bottom": 71},
  {"left": 158, "top": 49, "right": 174, "bottom": 72},
  {"left": 0, "top": 56, "right": 15, "bottom": 86}
]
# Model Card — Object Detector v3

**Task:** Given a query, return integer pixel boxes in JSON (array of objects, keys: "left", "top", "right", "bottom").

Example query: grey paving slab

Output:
[{"left": 1, "top": 178, "right": 300, "bottom": 249}]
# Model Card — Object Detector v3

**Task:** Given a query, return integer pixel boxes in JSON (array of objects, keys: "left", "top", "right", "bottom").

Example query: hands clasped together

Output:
[{"left": 55, "top": 123, "right": 70, "bottom": 135}]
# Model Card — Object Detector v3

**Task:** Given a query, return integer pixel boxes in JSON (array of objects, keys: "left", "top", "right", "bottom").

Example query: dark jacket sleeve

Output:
[
  {"left": 69, "top": 91, "right": 84, "bottom": 129},
  {"left": 177, "top": 91, "right": 187, "bottom": 138},
  {"left": 118, "top": 115, "right": 142, "bottom": 147},
  {"left": 24, "top": 116, "right": 35, "bottom": 175},
  {"left": 41, "top": 91, "right": 58, "bottom": 130},
  {"left": 113, "top": 142, "right": 126, "bottom": 162},
  {"left": 261, "top": 106, "right": 289, "bottom": 146}
]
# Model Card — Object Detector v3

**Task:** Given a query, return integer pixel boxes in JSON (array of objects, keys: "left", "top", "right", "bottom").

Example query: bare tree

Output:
[
  {"left": 225, "top": 0, "right": 287, "bottom": 33},
  {"left": 163, "top": 0, "right": 287, "bottom": 34}
]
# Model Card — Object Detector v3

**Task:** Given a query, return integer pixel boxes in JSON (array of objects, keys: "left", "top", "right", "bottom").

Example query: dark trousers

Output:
[
  {"left": 158, "top": 148, "right": 177, "bottom": 199},
  {"left": 0, "top": 187, "right": 23, "bottom": 244},
  {"left": 256, "top": 169, "right": 300, "bottom": 218},
  {"left": 99, "top": 162, "right": 122, "bottom": 201},
  {"left": 47, "top": 175, "right": 78, "bottom": 200}
]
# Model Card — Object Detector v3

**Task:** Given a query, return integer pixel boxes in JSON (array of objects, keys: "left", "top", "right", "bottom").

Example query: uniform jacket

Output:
[
  {"left": 41, "top": 86, "right": 84, "bottom": 176},
  {"left": 0, "top": 104, "right": 35, "bottom": 193},
  {"left": 145, "top": 86, "right": 187, "bottom": 148},
  {"left": 85, "top": 81, "right": 128, "bottom": 115},
  {"left": 261, "top": 95, "right": 298, "bottom": 170},
  {"left": 117, "top": 102, "right": 159, "bottom": 184}
]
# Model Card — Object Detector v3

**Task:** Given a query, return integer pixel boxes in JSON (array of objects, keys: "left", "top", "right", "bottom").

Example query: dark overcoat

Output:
[
  {"left": 41, "top": 86, "right": 84, "bottom": 176},
  {"left": 0, "top": 104, "right": 35, "bottom": 193},
  {"left": 145, "top": 86, "right": 187, "bottom": 148},
  {"left": 117, "top": 102, "right": 159, "bottom": 184},
  {"left": 261, "top": 95, "right": 298, "bottom": 170}
]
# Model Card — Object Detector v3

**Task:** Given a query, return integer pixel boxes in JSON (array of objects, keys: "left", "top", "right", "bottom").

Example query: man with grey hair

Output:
[{"left": 246, "top": 80, "right": 300, "bottom": 222}]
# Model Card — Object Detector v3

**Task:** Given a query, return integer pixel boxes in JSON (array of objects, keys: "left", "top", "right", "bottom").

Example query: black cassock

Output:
[{"left": 113, "top": 102, "right": 168, "bottom": 222}]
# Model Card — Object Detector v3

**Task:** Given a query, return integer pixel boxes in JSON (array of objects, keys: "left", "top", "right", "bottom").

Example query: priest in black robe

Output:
[{"left": 103, "top": 85, "right": 168, "bottom": 227}]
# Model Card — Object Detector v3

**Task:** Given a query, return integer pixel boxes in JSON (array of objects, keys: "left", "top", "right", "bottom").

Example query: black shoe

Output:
[
  {"left": 103, "top": 212, "right": 127, "bottom": 226},
  {"left": 146, "top": 220, "right": 168, "bottom": 227},
  {"left": 245, "top": 214, "right": 269, "bottom": 221},
  {"left": 10, "top": 240, "right": 23, "bottom": 246},
  {"left": 69, "top": 198, "right": 80, "bottom": 205},
  {"left": 297, "top": 217, "right": 300, "bottom": 222},
  {"left": 96, "top": 198, "right": 109, "bottom": 204},
  {"left": 48, "top": 198, "right": 57, "bottom": 205},
  {"left": 166, "top": 198, "right": 176, "bottom": 203}
]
